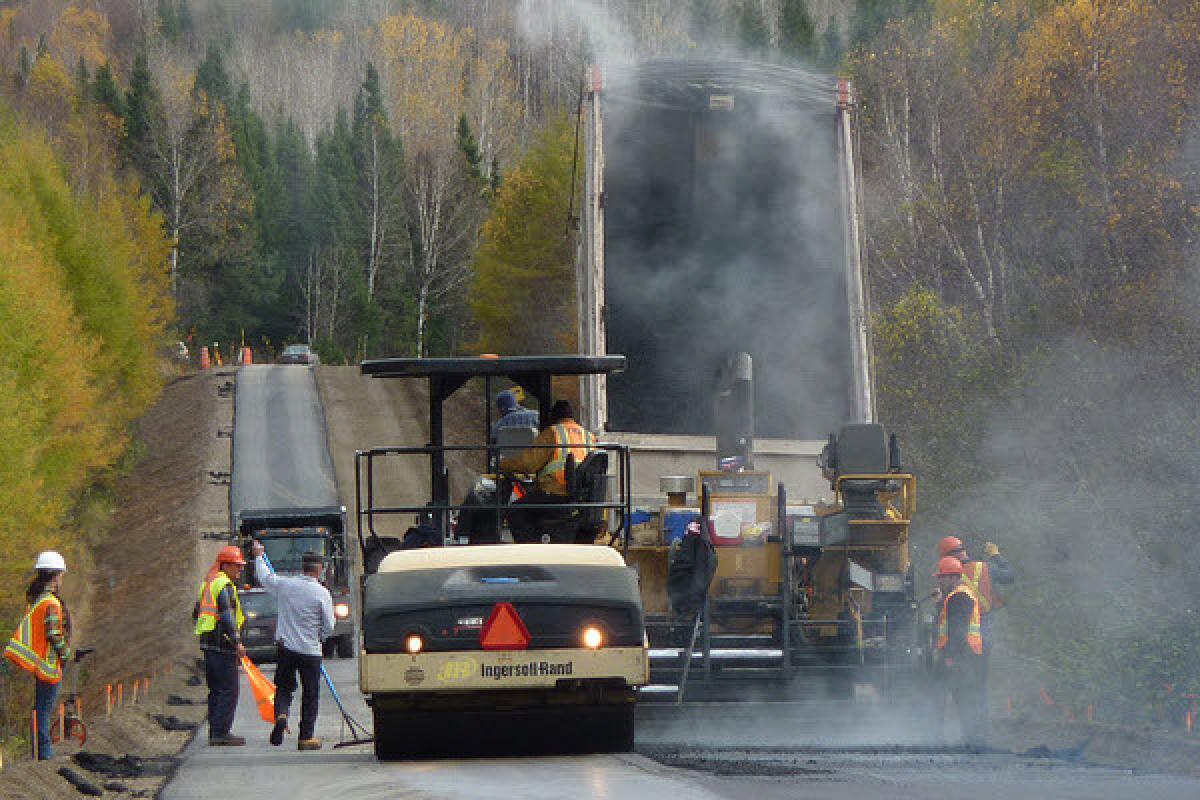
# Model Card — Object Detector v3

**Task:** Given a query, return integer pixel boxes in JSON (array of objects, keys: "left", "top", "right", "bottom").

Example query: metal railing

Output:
[{"left": 354, "top": 442, "right": 632, "bottom": 561}]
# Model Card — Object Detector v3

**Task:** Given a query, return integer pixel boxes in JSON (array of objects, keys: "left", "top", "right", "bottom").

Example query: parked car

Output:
[{"left": 279, "top": 344, "right": 319, "bottom": 365}]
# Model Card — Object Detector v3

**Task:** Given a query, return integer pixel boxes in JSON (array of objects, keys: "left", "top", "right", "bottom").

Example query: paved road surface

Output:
[
  {"left": 230, "top": 365, "right": 340, "bottom": 516},
  {"left": 161, "top": 654, "right": 1200, "bottom": 800}
]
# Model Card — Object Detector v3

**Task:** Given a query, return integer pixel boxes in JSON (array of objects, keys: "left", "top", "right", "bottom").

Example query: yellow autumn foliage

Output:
[{"left": 0, "top": 105, "right": 172, "bottom": 671}]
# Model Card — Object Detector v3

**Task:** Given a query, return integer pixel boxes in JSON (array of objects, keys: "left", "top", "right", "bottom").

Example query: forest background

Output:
[{"left": 0, "top": 0, "right": 1198, "bottom": 743}]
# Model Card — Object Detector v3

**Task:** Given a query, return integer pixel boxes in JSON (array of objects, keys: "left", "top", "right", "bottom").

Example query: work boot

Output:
[
  {"left": 208, "top": 734, "right": 246, "bottom": 746},
  {"left": 270, "top": 715, "right": 288, "bottom": 747},
  {"left": 297, "top": 738, "right": 322, "bottom": 751}
]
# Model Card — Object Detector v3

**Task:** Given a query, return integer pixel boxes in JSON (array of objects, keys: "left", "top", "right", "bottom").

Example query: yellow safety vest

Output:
[
  {"left": 4, "top": 593, "right": 65, "bottom": 683},
  {"left": 936, "top": 584, "right": 983, "bottom": 656},
  {"left": 962, "top": 560, "right": 1002, "bottom": 613},
  {"left": 539, "top": 422, "right": 596, "bottom": 489},
  {"left": 195, "top": 571, "right": 245, "bottom": 637}
]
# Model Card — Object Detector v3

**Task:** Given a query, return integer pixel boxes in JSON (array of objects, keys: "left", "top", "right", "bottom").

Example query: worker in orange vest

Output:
[
  {"left": 4, "top": 552, "right": 73, "bottom": 759},
  {"left": 501, "top": 400, "right": 596, "bottom": 542},
  {"left": 194, "top": 546, "right": 247, "bottom": 746},
  {"left": 934, "top": 555, "right": 987, "bottom": 746}
]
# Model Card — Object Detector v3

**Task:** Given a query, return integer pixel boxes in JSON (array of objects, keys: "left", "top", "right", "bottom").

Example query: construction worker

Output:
[
  {"left": 194, "top": 546, "right": 247, "bottom": 746},
  {"left": 250, "top": 541, "right": 334, "bottom": 751},
  {"left": 934, "top": 555, "right": 986, "bottom": 746},
  {"left": 4, "top": 552, "right": 72, "bottom": 759},
  {"left": 490, "top": 390, "right": 540, "bottom": 442},
  {"left": 501, "top": 399, "right": 596, "bottom": 542},
  {"left": 939, "top": 534, "right": 1014, "bottom": 724},
  {"left": 938, "top": 536, "right": 1014, "bottom": 634}
]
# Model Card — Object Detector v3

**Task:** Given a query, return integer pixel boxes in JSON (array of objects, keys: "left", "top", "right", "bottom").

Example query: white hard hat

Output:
[{"left": 34, "top": 551, "right": 67, "bottom": 573}]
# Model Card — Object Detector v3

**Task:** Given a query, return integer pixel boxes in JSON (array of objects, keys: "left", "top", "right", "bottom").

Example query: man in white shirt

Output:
[{"left": 250, "top": 541, "right": 335, "bottom": 751}]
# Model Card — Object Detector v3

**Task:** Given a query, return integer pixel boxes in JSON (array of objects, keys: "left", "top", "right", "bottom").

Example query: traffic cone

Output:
[
  {"left": 241, "top": 655, "right": 276, "bottom": 723},
  {"left": 242, "top": 346, "right": 253, "bottom": 365},
  {"left": 199, "top": 347, "right": 211, "bottom": 370}
]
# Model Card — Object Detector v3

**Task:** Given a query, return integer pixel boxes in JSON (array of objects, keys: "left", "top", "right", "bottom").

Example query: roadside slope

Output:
[{"left": 0, "top": 369, "right": 232, "bottom": 798}]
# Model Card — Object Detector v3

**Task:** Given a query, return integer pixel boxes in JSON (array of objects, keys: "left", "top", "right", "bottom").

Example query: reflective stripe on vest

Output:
[
  {"left": 962, "top": 560, "right": 1001, "bottom": 612},
  {"left": 195, "top": 571, "right": 245, "bottom": 637},
  {"left": 936, "top": 585, "right": 983, "bottom": 656},
  {"left": 4, "top": 594, "right": 64, "bottom": 683},
  {"left": 539, "top": 423, "right": 596, "bottom": 487}
]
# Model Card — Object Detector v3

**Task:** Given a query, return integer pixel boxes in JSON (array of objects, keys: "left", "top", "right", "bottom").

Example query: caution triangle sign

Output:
[{"left": 480, "top": 602, "right": 531, "bottom": 650}]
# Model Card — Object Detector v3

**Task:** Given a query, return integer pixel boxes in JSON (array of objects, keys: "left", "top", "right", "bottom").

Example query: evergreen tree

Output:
[
  {"left": 193, "top": 42, "right": 232, "bottom": 103},
  {"left": 690, "top": 0, "right": 728, "bottom": 45},
  {"left": 158, "top": 0, "right": 182, "bottom": 42},
  {"left": 779, "top": 0, "right": 816, "bottom": 60},
  {"left": 352, "top": 62, "right": 405, "bottom": 301},
  {"left": 738, "top": 1, "right": 770, "bottom": 52},
  {"left": 123, "top": 52, "right": 163, "bottom": 165},
  {"left": 821, "top": 21, "right": 844, "bottom": 67},
  {"left": 92, "top": 62, "right": 126, "bottom": 118},
  {"left": 456, "top": 113, "right": 483, "bottom": 180}
]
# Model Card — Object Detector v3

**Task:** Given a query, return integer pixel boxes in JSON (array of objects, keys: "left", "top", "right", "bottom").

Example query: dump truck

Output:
[
  {"left": 236, "top": 506, "right": 355, "bottom": 658},
  {"left": 572, "top": 59, "right": 923, "bottom": 700}
]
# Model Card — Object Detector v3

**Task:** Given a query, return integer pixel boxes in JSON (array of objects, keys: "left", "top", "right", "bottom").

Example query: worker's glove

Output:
[{"left": 983, "top": 541, "right": 1000, "bottom": 558}]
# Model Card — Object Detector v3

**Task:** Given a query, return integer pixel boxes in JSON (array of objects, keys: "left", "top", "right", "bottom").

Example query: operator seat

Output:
[
  {"left": 824, "top": 423, "right": 896, "bottom": 519},
  {"left": 517, "top": 451, "right": 610, "bottom": 544}
]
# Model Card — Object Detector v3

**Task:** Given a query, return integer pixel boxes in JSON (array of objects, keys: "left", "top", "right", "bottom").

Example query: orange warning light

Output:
[{"left": 480, "top": 602, "right": 530, "bottom": 651}]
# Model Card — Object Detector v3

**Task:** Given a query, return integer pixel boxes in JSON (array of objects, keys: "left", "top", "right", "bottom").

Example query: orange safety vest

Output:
[
  {"left": 936, "top": 584, "right": 983, "bottom": 656},
  {"left": 539, "top": 422, "right": 596, "bottom": 489},
  {"left": 4, "top": 593, "right": 66, "bottom": 683},
  {"left": 962, "top": 560, "right": 1003, "bottom": 613},
  {"left": 195, "top": 571, "right": 244, "bottom": 637}
]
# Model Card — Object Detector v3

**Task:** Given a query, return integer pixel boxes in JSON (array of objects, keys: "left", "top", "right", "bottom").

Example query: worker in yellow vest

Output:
[
  {"left": 934, "top": 555, "right": 987, "bottom": 746},
  {"left": 194, "top": 546, "right": 247, "bottom": 746},
  {"left": 939, "top": 535, "right": 1014, "bottom": 731},
  {"left": 501, "top": 400, "right": 596, "bottom": 542},
  {"left": 4, "top": 552, "right": 73, "bottom": 759}
]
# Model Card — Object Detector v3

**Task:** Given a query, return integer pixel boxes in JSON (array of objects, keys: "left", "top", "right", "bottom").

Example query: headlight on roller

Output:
[
  {"left": 334, "top": 602, "right": 350, "bottom": 619},
  {"left": 405, "top": 634, "right": 424, "bottom": 655},
  {"left": 582, "top": 626, "right": 604, "bottom": 649}
]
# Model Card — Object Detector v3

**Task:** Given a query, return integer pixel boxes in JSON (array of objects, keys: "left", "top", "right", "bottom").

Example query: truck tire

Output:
[{"left": 336, "top": 634, "right": 354, "bottom": 659}]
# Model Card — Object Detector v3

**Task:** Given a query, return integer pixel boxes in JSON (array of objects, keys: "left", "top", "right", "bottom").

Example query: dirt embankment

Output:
[
  {"left": 316, "top": 366, "right": 486, "bottom": 541},
  {"left": 0, "top": 370, "right": 233, "bottom": 798}
]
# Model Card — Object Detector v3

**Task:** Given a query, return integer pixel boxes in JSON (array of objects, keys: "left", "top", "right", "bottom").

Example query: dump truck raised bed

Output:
[{"left": 572, "top": 59, "right": 924, "bottom": 702}]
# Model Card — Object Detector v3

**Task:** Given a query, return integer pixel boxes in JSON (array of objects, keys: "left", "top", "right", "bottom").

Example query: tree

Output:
[
  {"left": 779, "top": 0, "right": 815, "bottom": 60},
  {"left": 471, "top": 115, "right": 576, "bottom": 355},
  {"left": 372, "top": 11, "right": 487, "bottom": 356},
  {"left": 352, "top": 62, "right": 406, "bottom": 300},
  {"left": 456, "top": 113, "right": 482, "bottom": 179},
  {"left": 91, "top": 61, "right": 125, "bottom": 118},
  {"left": 738, "top": 1, "right": 770, "bottom": 52}
]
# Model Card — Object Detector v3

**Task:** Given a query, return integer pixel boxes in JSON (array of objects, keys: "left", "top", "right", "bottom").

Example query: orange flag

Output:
[{"left": 241, "top": 655, "right": 276, "bottom": 724}]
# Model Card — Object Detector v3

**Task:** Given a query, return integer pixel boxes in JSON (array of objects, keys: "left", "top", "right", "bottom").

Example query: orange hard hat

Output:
[
  {"left": 938, "top": 536, "right": 965, "bottom": 557},
  {"left": 217, "top": 545, "right": 246, "bottom": 566},
  {"left": 934, "top": 556, "right": 964, "bottom": 577}
]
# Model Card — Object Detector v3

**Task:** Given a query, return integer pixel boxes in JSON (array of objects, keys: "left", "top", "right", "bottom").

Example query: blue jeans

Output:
[
  {"left": 204, "top": 649, "right": 239, "bottom": 738},
  {"left": 35, "top": 678, "right": 59, "bottom": 760}
]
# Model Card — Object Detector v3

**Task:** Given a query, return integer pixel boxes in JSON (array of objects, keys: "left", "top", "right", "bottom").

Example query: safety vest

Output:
[
  {"left": 936, "top": 584, "right": 983, "bottom": 656},
  {"left": 195, "top": 571, "right": 245, "bottom": 637},
  {"left": 4, "top": 593, "right": 66, "bottom": 683},
  {"left": 539, "top": 422, "right": 596, "bottom": 489},
  {"left": 962, "top": 560, "right": 1003, "bottom": 613}
]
